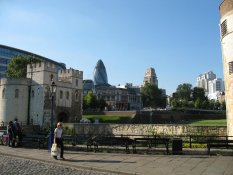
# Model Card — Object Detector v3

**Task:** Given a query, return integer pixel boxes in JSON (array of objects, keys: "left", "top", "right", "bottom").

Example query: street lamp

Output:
[{"left": 48, "top": 80, "right": 57, "bottom": 152}]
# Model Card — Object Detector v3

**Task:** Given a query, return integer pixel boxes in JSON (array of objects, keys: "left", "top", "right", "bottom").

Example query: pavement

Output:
[{"left": 0, "top": 145, "right": 233, "bottom": 175}]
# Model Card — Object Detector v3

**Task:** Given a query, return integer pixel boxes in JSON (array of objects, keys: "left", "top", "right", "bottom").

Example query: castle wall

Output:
[
  {"left": 64, "top": 123, "right": 227, "bottom": 136},
  {"left": 0, "top": 78, "right": 30, "bottom": 123},
  {"left": 27, "top": 62, "right": 83, "bottom": 125},
  {"left": 220, "top": 0, "right": 233, "bottom": 136}
]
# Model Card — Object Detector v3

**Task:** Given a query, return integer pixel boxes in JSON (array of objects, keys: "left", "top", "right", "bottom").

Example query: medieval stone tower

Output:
[{"left": 220, "top": 0, "right": 233, "bottom": 136}]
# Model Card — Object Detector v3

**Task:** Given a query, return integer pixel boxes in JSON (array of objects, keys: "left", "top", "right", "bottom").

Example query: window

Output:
[
  {"left": 2, "top": 88, "right": 5, "bottom": 98},
  {"left": 221, "top": 20, "right": 228, "bottom": 37},
  {"left": 75, "top": 90, "right": 79, "bottom": 101},
  {"left": 229, "top": 61, "right": 233, "bottom": 75},
  {"left": 50, "top": 74, "right": 54, "bottom": 81},
  {"left": 60, "top": 90, "right": 63, "bottom": 99},
  {"left": 31, "top": 90, "right": 35, "bottom": 98},
  {"left": 66, "top": 91, "right": 69, "bottom": 100},
  {"left": 15, "top": 89, "right": 19, "bottom": 98},
  {"left": 76, "top": 79, "right": 79, "bottom": 86}
]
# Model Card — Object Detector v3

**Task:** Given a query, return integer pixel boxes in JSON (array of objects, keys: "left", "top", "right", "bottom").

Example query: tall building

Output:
[
  {"left": 143, "top": 68, "right": 158, "bottom": 87},
  {"left": 84, "top": 60, "right": 142, "bottom": 110},
  {"left": 208, "top": 78, "right": 224, "bottom": 94},
  {"left": 0, "top": 44, "right": 65, "bottom": 78},
  {"left": 220, "top": 0, "right": 233, "bottom": 136},
  {"left": 196, "top": 71, "right": 216, "bottom": 95},
  {"left": 208, "top": 78, "right": 225, "bottom": 100},
  {"left": 93, "top": 59, "right": 109, "bottom": 87}
]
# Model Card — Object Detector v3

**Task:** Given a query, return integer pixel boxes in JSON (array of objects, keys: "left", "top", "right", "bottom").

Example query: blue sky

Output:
[{"left": 0, "top": 0, "right": 223, "bottom": 95}]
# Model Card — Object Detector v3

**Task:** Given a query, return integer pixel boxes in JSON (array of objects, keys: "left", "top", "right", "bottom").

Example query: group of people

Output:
[
  {"left": 7, "top": 118, "right": 22, "bottom": 147},
  {"left": 7, "top": 119, "right": 64, "bottom": 159}
]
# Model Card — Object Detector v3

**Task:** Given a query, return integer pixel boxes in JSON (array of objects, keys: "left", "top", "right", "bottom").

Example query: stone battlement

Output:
[
  {"left": 27, "top": 61, "right": 56, "bottom": 73},
  {"left": 58, "top": 69, "right": 83, "bottom": 79}
]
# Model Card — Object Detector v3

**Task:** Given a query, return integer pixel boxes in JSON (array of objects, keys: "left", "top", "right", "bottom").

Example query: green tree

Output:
[
  {"left": 6, "top": 55, "right": 40, "bottom": 78},
  {"left": 85, "top": 91, "right": 98, "bottom": 109},
  {"left": 176, "top": 83, "right": 192, "bottom": 101},
  {"left": 141, "top": 82, "right": 166, "bottom": 108},
  {"left": 192, "top": 87, "right": 206, "bottom": 101},
  {"left": 98, "top": 98, "right": 107, "bottom": 111}
]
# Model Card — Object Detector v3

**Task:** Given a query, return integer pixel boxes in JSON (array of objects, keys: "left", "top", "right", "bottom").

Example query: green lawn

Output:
[
  {"left": 82, "top": 115, "right": 227, "bottom": 126},
  {"left": 190, "top": 119, "right": 227, "bottom": 126},
  {"left": 82, "top": 115, "right": 132, "bottom": 123}
]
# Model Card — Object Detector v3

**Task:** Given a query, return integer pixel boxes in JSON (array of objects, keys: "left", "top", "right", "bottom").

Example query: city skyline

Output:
[{"left": 0, "top": 0, "right": 223, "bottom": 95}]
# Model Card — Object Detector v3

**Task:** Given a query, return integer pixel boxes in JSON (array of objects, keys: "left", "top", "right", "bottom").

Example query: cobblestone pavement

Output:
[{"left": 0, "top": 155, "right": 118, "bottom": 175}]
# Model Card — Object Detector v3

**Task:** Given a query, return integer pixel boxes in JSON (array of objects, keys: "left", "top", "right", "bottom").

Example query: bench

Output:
[
  {"left": 133, "top": 137, "right": 170, "bottom": 154},
  {"left": 87, "top": 136, "right": 134, "bottom": 153},
  {"left": 22, "top": 134, "right": 48, "bottom": 149},
  {"left": 207, "top": 139, "right": 233, "bottom": 155}
]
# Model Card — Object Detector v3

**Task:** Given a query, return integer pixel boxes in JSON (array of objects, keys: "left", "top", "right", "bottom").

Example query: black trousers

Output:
[{"left": 55, "top": 138, "right": 64, "bottom": 158}]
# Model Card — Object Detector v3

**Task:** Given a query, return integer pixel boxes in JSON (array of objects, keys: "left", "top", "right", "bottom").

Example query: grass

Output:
[
  {"left": 82, "top": 115, "right": 227, "bottom": 126},
  {"left": 189, "top": 119, "right": 227, "bottom": 126},
  {"left": 82, "top": 115, "right": 132, "bottom": 123}
]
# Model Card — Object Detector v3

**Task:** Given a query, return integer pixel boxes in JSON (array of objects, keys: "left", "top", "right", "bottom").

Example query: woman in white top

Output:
[{"left": 53, "top": 122, "right": 65, "bottom": 160}]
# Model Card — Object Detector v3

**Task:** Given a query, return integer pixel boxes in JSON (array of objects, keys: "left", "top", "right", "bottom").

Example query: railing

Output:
[{"left": 62, "top": 134, "right": 233, "bottom": 149}]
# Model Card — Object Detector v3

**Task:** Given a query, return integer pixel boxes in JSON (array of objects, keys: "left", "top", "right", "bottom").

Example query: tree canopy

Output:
[
  {"left": 141, "top": 82, "right": 166, "bottom": 108},
  {"left": 6, "top": 55, "right": 40, "bottom": 78}
]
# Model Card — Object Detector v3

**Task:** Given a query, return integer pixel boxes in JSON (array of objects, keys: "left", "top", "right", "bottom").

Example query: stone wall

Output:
[{"left": 64, "top": 123, "right": 227, "bottom": 136}]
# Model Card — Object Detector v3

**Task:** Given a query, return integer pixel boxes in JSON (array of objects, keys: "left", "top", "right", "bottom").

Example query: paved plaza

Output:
[{"left": 0, "top": 146, "right": 232, "bottom": 175}]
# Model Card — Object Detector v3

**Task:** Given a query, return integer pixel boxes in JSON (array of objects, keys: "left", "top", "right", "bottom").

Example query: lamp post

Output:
[{"left": 48, "top": 80, "right": 56, "bottom": 152}]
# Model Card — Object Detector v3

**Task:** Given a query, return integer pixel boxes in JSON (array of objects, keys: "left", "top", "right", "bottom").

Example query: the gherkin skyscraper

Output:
[{"left": 93, "top": 59, "right": 109, "bottom": 86}]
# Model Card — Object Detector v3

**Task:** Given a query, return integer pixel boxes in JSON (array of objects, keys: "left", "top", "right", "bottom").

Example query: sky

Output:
[{"left": 0, "top": 0, "right": 223, "bottom": 95}]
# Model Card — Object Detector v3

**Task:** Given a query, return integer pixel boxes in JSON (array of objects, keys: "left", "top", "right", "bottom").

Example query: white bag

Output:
[{"left": 51, "top": 143, "right": 58, "bottom": 156}]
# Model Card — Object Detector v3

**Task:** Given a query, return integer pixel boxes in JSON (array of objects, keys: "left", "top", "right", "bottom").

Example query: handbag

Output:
[{"left": 51, "top": 143, "right": 58, "bottom": 156}]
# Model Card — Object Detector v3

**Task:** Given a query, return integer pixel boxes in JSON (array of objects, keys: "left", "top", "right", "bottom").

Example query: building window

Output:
[
  {"left": 229, "top": 61, "right": 233, "bottom": 75},
  {"left": 66, "top": 91, "right": 69, "bottom": 100},
  {"left": 221, "top": 20, "right": 228, "bottom": 37},
  {"left": 75, "top": 90, "right": 79, "bottom": 101},
  {"left": 60, "top": 90, "right": 63, "bottom": 99},
  {"left": 76, "top": 79, "right": 78, "bottom": 86},
  {"left": 15, "top": 89, "right": 19, "bottom": 98},
  {"left": 31, "top": 90, "right": 35, "bottom": 97},
  {"left": 2, "top": 88, "right": 5, "bottom": 99},
  {"left": 50, "top": 74, "right": 54, "bottom": 81}
]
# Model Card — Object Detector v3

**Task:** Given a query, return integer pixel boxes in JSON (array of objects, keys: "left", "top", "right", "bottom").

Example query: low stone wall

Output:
[{"left": 64, "top": 124, "right": 227, "bottom": 136}]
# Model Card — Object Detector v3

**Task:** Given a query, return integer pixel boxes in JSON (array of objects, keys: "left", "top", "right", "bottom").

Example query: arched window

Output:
[
  {"left": 2, "top": 88, "right": 5, "bottom": 99},
  {"left": 60, "top": 90, "right": 63, "bottom": 99},
  {"left": 15, "top": 89, "right": 19, "bottom": 98},
  {"left": 50, "top": 74, "right": 54, "bottom": 81},
  {"left": 31, "top": 90, "right": 35, "bottom": 98},
  {"left": 75, "top": 90, "right": 79, "bottom": 101}
]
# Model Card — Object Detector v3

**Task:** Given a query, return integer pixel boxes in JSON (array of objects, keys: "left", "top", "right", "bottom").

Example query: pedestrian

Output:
[
  {"left": 13, "top": 118, "right": 23, "bottom": 146},
  {"left": 7, "top": 121, "right": 16, "bottom": 147},
  {"left": 53, "top": 122, "right": 65, "bottom": 160}
]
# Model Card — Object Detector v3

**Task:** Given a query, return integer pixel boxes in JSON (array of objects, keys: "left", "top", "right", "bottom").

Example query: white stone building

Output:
[
  {"left": 0, "top": 62, "right": 83, "bottom": 126},
  {"left": 207, "top": 78, "right": 225, "bottom": 100},
  {"left": 220, "top": 0, "right": 233, "bottom": 136},
  {"left": 196, "top": 71, "right": 216, "bottom": 95},
  {"left": 143, "top": 68, "right": 158, "bottom": 87}
]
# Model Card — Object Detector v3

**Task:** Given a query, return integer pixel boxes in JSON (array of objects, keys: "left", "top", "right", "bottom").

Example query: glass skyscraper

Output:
[
  {"left": 93, "top": 59, "right": 109, "bottom": 86},
  {"left": 0, "top": 44, "right": 65, "bottom": 78}
]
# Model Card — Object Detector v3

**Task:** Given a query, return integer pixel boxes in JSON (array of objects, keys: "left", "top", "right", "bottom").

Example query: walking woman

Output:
[{"left": 53, "top": 122, "right": 65, "bottom": 160}]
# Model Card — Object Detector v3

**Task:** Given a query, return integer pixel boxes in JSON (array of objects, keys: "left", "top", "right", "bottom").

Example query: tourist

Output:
[
  {"left": 13, "top": 118, "right": 23, "bottom": 146},
  {"left": 7, "top": 121, "right": 16, "bottom": 147},
  {"left": 53, "top": 122, "right": 65, "bottom": 160}
]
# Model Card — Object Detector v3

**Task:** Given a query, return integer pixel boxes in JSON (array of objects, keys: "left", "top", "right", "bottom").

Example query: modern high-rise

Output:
[
  {"left": 220, "top": 0, "right": 233, "bottom": 136},
  {"left": 93, "top": 59, "right": 109, "bottom": 87},
  {"left": 143, "top": 67, "right": 158, "bottom": 87},
  {"left": 196, "top": 71, "right": 216, "bottom": 95},
  {"left": 0, "top": 44, "right": 65, "bottom": 78},
  {"left": 208, "top": 78, "right": 225, "bottom": 100}
]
